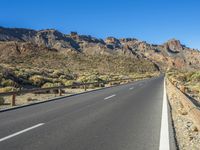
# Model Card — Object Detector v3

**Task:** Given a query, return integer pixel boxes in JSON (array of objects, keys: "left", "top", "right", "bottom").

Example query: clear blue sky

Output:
[{"left": 0, "top": 0, "right": 199, "bottom": 49}]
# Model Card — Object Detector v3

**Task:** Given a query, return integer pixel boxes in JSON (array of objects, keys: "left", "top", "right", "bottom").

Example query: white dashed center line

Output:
[
  {"left": 104, "top": 94, "right": 116, "bottom": 100},
  {"left": 129, "top": 87, "right": 134, "bottom": 90},
  {"left": 0, "top": 123, "right": 45, "bottom": 142}
]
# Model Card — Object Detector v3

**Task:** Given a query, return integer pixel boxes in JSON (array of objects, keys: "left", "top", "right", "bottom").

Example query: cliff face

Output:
[
  {"left": 0, "top": 26, "right": 199, "bottom": 71},
  {"left": 164, "top": 39, "right": 183, "bottom": 53}
]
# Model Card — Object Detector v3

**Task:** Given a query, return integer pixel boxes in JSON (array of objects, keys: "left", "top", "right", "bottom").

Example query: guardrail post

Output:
[
  {"left": 58, "top": 88, "right": 62, "bottom": 96},
  {"left": 84, "top": 84, "right": 87, "bottom": 91},
  {"left": 11, "top": 94, "right": 16, "bottom": 106},
  {"left": 99, "top": 82, "right": 101, "bottom": 87}
]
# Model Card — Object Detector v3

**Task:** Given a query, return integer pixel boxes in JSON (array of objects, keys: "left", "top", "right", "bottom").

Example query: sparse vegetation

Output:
[
  {"left": 167, "top": 70, "right": 200, "bottom": 101},
  {"left": 0, "top": 53, "right": 159, "bottom": 92},
  {"left": 0, "top": 87, "right": 15, "bottom": 93}
]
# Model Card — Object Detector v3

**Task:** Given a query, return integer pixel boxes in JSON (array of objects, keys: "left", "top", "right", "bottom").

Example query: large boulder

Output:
[{"left": 164, "top": 39, "right": 183, "bottom": 53}]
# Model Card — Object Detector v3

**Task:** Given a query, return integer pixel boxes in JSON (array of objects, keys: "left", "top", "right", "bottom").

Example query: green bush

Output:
[
  {"left": 99, "top": 75, "right": 111, "bottom": 81},
  {"left": 190, "top": 72, "right": 200, "bottom": 82},
  {"left": 29, "top": 75, "right": 49, "bottom": 87},
  {"left": 63, "top": 80, "right": 76, "bottom": 86},
  {"left": 1, "top": 79, "right": 16, "bottom": 87},
  {"left": 51, "top": 70, "right": 64, "bottom": 78},
  {"left": 41, "top": 82, "right": 55, "bottom": 88},
  {"left": 14, "top": 70, "right": 30, "bottom": 79},
  {"left": 77, "top": 75, "right": 104, "bottom": 83},
  {"left": 0, "top": 87, "right": 15, "bottom": 93},
  {"left": 77, "top": 75, "right": 87, "bottom": 83},
  {"left": 42, "top": 82, "right": 62, "bottom": 88}
]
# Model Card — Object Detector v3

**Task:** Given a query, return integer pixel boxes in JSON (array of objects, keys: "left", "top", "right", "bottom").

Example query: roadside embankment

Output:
[{"left": 166, "top": 78, "right": 200, "bottom": 150}]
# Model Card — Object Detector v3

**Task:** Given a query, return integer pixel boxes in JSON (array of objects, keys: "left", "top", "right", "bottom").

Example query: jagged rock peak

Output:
[
  {"left": 164, "top": 39, "right": 184, "bottom": 53},
  {"left": 105, "top": 37, "right": 120, "bottom": 44},
  {"left": 120, "top": 38, "right": 138, "bottom": 42}
]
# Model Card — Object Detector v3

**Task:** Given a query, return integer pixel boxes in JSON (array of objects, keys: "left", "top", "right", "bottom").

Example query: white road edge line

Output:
[
  {"left": 159, "top": 78, "right": 170, "bottom": 150},
  {"left": 0, "top": 123, "right": 45, "bottom": 142},
  {"left": 104, "top": 94, "right": 116, "bottom": 100}
]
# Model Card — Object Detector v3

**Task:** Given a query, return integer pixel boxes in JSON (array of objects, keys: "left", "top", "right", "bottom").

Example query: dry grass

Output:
[
  {"left": 167, "top": 70, "right": 200, "bottom": 101},
  {"left": 0, "top": 61, "right": 159, "bottom": 92}
]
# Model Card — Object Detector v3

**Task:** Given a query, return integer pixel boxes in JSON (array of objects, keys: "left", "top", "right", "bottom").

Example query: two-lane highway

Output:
[{"left": 0, "top": 76, "right": 173, "bottom": 150}]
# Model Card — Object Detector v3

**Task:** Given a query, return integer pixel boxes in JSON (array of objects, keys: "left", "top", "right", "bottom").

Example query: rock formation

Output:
[{"left": 0, "top": 26, "right": 200, "bottom": 71}]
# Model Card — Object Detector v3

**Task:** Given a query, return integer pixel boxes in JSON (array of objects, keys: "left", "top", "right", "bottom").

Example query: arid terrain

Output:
[
  {"left": 0, "top": 26, "right": 200, "bottom": 92},
  {"left": 168, "top": 71, "right": 200, "bottom": 103},
  {"left": 167, "top": 79, "right": 200, "bottom": 150},
  {"left": 0, "top": 27, "right": 200, "bottom": 149}
]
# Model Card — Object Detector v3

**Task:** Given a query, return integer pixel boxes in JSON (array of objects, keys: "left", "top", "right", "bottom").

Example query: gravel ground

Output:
[{"left": 167, "top": 80, "right": 200, "bottom": 150}]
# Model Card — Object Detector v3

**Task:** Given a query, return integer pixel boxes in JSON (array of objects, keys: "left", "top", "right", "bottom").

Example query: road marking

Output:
[
  {"left": 104, "top": 94, "right": 116, "bottom": 100},
  {"left": 159, "top": 79, "right": 170, "bottom": 150},
  {"left": 129, "top": 87, "right": 134, "bottom": 90},
  {"left": 139, "top": 83, "right": 143, "bottom": 86},
  {"left": 0, "top": 123, "right": 44, "bottom": 142}
]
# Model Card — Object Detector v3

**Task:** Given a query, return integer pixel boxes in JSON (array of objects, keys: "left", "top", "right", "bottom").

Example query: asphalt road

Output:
[{"left": 0, "top": 76, "right": 175, "bottom": 150}]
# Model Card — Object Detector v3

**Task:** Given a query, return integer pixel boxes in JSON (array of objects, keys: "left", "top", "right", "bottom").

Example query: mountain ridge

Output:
[{"left": 0, "top": 26, "right": 200, "bottom": 71}]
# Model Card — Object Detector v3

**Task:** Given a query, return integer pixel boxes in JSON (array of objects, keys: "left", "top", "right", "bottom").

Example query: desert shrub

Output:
[
  {"left": 27, "top": 97, "right": 37, "bottom": 102},
  {"left": 42, "top": 82, "right": 62, "bottom": 88},
  {"left": 88, "top": 84, "right": 98, "bottom": 89},
  {"left": 189, "top": 84, "right": 200, "bottom": 94},
  {"left": 99, "top": 75, "right": 112, "bottom": 81},
  {"left": 41, "top": 82, "right": 55, "bottom": 88},
  {"left": 108, "top": 81, "right": 121, "bottom": 86},
  {"left": 58, "top": 74, "right": 74, "bottom": 80},
  {"left": 59, "top": 75, "right": 67, "bottom": 80},
  {"left": 112, "top": 75, "right": 122, "bottom": 80},
  {"left": 0, "top": 87, "right": 15, "bottom": 93},
  {"left": 63, "top": 80, "right": 76, "bottom": 86},
  {"left": 14, "top": 70, "right": 34, "bottom": 80},
  {"left": 183, "top": 72, "right": 194, "bottom": 82},
  {"left": 0, "top": 97, "right": 5, "bottom": 105},
  {"left": 44, "top": 77, "right": 54, "bottom": 83},
  {"left": 51, "top": 70, "right": 64, "bottom": 78},
  {"left": 27, "top": 69, "right": 42, "bottom": 76},
  {"left": 88, "top": 82, "right": 105, "bottom": 88},
  {"left": 51, "top": 78, "right": 61, "bottom": 83},
  {"left": 29, "top": 75, "right": 50, "bottom": 87},
  {"left": 77, "top": 76, "right": 87, "bottom": 83},
  {"left": 27, "top": 97, "right": 33, "bottom": 102},
  {"left": 174, "top": 74, "right": 187, "bottom": 82},
  {"left": 78, "top": 75, "right": 104, "bottom": 83},
  {"left": 1, "top": 79, "right": 16, "bottom": 87},
  {"left": 76, "top": 75, "right": 106, "bottom": 88},
  {"left": 190, "top": 72, "right": 200, "bottom": 82},
  {"left": 87, "top": 75, "right": 102, "bottom": 82}
]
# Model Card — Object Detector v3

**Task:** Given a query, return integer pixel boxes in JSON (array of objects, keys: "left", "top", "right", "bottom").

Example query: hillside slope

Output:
[
  {"left": 0, "top": 26, "right": 200, "bottom": 71},
  {"left": 0, "top": 26, "right": 200, "bottom": 90}
]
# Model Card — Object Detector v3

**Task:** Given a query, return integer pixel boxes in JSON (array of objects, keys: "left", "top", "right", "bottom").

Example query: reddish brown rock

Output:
[{"left": 164, "top": 39, "right": 183, "bottom": 53}]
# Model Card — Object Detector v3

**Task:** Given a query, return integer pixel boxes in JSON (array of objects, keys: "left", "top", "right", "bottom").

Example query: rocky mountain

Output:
[{"left": 0, "top": 26, "right": 200, "bottom": 71}]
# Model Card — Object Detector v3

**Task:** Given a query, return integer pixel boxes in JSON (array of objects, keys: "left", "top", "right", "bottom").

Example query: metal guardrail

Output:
[{"left": 0, "top": 77, "right": 146, "bottom": 106}]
